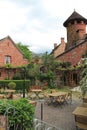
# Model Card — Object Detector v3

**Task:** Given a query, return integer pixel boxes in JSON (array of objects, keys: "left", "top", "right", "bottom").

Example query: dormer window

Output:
[{"left": 4, "top": 55, "right": 11, "bottom": 64}]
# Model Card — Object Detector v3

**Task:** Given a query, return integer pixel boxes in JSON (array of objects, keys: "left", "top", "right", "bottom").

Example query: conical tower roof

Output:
[{"left": 63, "top": 10, "right": 87, "bottom": 27}]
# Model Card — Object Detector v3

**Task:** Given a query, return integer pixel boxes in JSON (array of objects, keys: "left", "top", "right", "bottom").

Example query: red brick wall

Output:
[
  {"left": 53, "top": 38, "right": 66, "bottom": 57},
  {"left": 0, "top": 69, "right": 15, "bottom": 80},
  {"left": 56, "top": 42, "right": 87, "bottom": 65},
  {"left": 67, "top": 21, "right": 86, "bottom": 50},
  {"left": 0, "top": 37, "right": 28, "bottom": 66}
]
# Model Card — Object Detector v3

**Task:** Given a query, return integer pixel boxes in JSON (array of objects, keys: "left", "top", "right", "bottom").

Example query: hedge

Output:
[{"left": 0, "top": 80, "right": 30, "bottom": 92}]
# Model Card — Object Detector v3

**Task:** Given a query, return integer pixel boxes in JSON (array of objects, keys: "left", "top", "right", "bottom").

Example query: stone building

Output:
[
  {"left": 0, "top": 36, "right": 28, "bottom": 79},
  {"left": 51, "top": 10, "right": 87, "bottom": 87}
]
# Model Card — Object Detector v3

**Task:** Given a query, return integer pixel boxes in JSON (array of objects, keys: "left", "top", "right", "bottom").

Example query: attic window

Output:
[
  {"left": 77, "top": 20, "right": 82, "bottom": 24},
  {"left": 71, "top": 21, "right": 74, "bottom": 24},
  {"left": 81, "top": 21, "right": 84, "bottom": 24},
  {"left": 4, "top": 55, "right": 11, "bottom": 64}
]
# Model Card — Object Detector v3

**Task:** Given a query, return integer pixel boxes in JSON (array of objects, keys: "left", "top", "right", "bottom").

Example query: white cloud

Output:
[{"left": 0, "top": 0, "right": 87, "bottom": 53}]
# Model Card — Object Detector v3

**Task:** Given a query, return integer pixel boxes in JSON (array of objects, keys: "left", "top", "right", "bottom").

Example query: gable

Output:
[
  {"left": 51, "top": 39, "right": 66, "bottom": 57},
  {"left": 0, "top": 36, "right": 28, "bottom": 66},
  {"left": 0, "top": 36, "right": 23, "bottom": 55}
]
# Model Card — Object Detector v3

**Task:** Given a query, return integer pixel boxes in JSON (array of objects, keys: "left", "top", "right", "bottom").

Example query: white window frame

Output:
[{"left": 4, "top": 55, "right": 11, "bottom": 64}]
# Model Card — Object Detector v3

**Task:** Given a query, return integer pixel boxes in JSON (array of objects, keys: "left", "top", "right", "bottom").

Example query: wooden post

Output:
[{"left": 41, "top": 103, "right": 43, "bottom": 120}]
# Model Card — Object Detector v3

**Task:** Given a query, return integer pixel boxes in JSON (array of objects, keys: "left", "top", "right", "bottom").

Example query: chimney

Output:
[
  {"left": 61, "top": 37, "right": 64, "bottom": 44},
  {"left": 54, "top": 43, "right": 57, "bottom": 48}
]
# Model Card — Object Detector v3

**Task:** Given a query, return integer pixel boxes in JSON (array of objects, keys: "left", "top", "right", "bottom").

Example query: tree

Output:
[
  {"left": 80, "top": 58, "right": 87, "bottom": 97},
  {"left": 16, "top": 42, "right": 32, "bottom": 61},
  {"left": 40, "top": 52, "right": 59, "bottom": 88},
  {"left": 42, "top": 52, "right": 55, "bottom": 72},
  {"left": 27, "top": 63, "right": 40, "bottom": 85}
]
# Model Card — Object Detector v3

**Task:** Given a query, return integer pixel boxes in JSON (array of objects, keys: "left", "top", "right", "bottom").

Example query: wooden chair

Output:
[
  {"left": 51, "top": 89, "right": 56, "bottom": 93},
  {"left": 38, "top": 93, "right": 44, "bottom": 99},
  {"left": 65, "top": 92, "right": 72, "bottom": 104},
  {"left": 44, "top": 92, "right": 51, "bottom": 105},
  {"left": 29, "top": 93, "right": 37, "bottom": 100},
  {"left": 55, "top": 95, "right": 65, "bottom": 106}
]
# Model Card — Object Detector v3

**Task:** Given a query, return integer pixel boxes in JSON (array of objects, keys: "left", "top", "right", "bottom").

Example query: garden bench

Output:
[
  {"left": 73, "top": 107, "right": 87, "bottom": 130},
  {"left": 75, "top": 122, "right": 87, "bottom": 130}
]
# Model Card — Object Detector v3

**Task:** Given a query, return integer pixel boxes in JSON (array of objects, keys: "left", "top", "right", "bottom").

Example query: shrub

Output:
[
  {"left": 80, "top": 59, "right": 87, "bottom": 97},
  {"left": 8, "top": 82, "right": 16, "bottom": 89},
  {"left": 0, "top": 98, "right": 35, "bottom": 129}
]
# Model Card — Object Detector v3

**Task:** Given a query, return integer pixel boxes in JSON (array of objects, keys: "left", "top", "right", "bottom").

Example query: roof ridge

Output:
[{"left": 63, "top": 10, "right": 87, "bottom": 27}]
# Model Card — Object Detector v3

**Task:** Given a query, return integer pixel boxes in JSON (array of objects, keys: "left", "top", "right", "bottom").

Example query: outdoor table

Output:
[
  {"left": 48, "top": 92, "right": 67, "bottom": 97},
  {"left": 48, "top": 92, "right": 67, "bottom": 105},
  {"left": 31, "top": 89, "right": 42, "bottom": 98},
  {"left": 5, "top": 89, "right": 15, "bottom": 93},
  {"left": 72, "top": 107, "right": 87, "bottom": 130},
  {"left": 29, "top": 100, "right": 37, "bottom": 106},
  {"left": 5, "top": 89, "right": 15, "bottom": 99},
  {"left": 0, "top": 94, "right": 4, "bottom": 99}
]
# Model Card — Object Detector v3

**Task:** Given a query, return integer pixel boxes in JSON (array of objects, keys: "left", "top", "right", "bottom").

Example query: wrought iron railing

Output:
[{"left": 33, "top": 118, "right": 62, "bottom": 130}]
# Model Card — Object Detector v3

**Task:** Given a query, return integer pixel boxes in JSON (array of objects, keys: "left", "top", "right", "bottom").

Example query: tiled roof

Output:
[{"left": 63, "top": 10, "right": 87, "bottom": 27}]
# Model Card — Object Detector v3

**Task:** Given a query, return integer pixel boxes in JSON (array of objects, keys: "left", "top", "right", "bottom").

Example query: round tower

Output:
[{"left": 63, "top": 10, "right": 87, "bottom": 50}]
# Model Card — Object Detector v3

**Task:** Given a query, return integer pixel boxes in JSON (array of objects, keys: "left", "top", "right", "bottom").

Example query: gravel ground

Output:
[{"left": 34, "top": 97, "right": 82, "bottom": 130}]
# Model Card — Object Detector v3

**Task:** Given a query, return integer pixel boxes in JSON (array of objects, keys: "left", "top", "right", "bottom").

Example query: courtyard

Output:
[{"left": 34, "top": 93, "right": 83, "bottom": 130}]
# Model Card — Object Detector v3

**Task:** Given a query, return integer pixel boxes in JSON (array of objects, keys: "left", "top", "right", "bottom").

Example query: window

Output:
[
  {"left": 0, "top": 72, "right": 1, "bottom": 77},
  {"left": 4, "top": 55, "right": 11, "bottom": 64}
]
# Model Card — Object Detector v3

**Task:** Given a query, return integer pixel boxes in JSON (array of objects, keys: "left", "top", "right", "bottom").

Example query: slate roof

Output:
[{"left": 63, "top": 10, "right": 87, "bottom": 27}]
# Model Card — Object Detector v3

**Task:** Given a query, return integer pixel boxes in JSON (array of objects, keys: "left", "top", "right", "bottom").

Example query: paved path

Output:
[{"left": 35, "top": 98, "right": 82, "bottom": 130}]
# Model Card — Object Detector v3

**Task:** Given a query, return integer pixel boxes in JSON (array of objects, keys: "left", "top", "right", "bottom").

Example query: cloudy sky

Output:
[{"left": 0, "top": 0, "right": 87, "bottom": 53}]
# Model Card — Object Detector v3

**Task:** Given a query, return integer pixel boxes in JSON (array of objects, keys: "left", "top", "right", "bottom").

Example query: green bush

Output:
[
  {"left": 8, "top": 82, "right": 16, "bottom": 89},
  {"left": 0, "top": 98, "right": 35, "bottom": 129}
]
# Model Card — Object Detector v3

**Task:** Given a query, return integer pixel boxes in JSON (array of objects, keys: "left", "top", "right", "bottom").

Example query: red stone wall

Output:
[
  {"left": 0, "top": 37, "right": 28, "bottom": 66},
  {"left": 67, "top": 22, "right": 86, "bottom": 49},
  {"left": 56, "top": 42, "right": 87, "bottom": 65}
]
